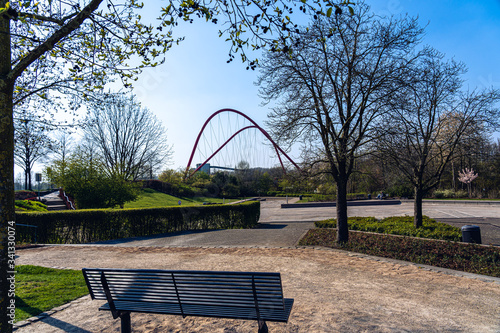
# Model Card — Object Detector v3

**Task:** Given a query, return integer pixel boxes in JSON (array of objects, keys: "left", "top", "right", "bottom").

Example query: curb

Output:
[{"left": 281, "top": 200, "right": 401, "bottom": 208}]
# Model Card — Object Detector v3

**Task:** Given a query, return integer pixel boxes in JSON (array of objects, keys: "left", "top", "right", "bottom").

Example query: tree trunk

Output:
[
  {"left": 28, "top": 168, "right": 32, "bottom": 191},
  {"left": 414, "top": 187, "right": 424, "bottom": 228},
  {"left": 451, "top": 161, "right": 455, "bottom": 191},
  {"left": 0, "top": 1, "right": 14, "bottom": 330},
  {"left": 336, "top": 177, "right": 349, "bottom": 243},
  {"left": 0, "top": 81, "right": 15, "bottom": 333}
]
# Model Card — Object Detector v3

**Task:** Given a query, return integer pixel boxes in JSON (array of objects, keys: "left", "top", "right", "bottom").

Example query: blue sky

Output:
[
  {"left": 22, "top": 0, "right": 499, "bottom": 180},
  {"left": 131, "top": 0, "right": 500, "bottom": 171}
]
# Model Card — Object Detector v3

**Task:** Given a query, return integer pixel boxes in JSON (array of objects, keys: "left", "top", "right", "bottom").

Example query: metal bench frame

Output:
[{"left": 83, "top": 268, "right": 294, "bottom": 333}]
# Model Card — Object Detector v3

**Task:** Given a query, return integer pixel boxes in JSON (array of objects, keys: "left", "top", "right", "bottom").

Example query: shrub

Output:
[
  {"left": 386, "top": 184, "right": 413, "bottom": 198},
  {"left": 15, "top": 200, "right": 48, "bottom": 212},
  {"left": 15, "top": 191, "right": 37, "bottom": 200},
  {"left": 314, "top": 216, "right": 461, "bottom": 241},
  {"left": 298, "top": 229, "right": 500, "bottom": 278},
  {"left": 433, "top": 189, "right": 468, "bottom": 199},
  {"left": 16, "top": 201, "right": 260, "bottom": 244}
]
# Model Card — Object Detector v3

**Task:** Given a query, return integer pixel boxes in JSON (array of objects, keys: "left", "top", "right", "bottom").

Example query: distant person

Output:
[{"left": 178, "top": 200, "right": 181, "bottom": 205}]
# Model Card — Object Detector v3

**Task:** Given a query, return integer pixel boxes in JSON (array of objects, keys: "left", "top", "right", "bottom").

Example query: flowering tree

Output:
[{"left": 458, "top": 168, "right": 478, "bottom": 198}]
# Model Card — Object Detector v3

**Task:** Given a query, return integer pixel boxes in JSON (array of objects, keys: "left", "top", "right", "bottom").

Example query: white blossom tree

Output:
[{"left": 458, "top": 168, "right": 478, "bottom": 198}]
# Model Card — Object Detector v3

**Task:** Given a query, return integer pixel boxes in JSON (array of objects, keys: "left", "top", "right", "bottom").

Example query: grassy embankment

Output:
[{"left": 123, "top": 188, "right": 242, "bottom": 208}]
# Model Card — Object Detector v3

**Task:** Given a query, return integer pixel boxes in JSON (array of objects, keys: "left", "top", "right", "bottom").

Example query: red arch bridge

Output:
[{"left": 185, "top": 108, "right": 300, "bottom": 178}]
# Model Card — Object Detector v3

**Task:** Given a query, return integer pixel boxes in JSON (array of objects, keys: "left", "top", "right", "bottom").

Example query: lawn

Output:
[
  {"left": 123, "top": 188, "right": 241, "bottom": 208},
  {"left": 15, "top": 265, "right": 89, "bottom": 322}
]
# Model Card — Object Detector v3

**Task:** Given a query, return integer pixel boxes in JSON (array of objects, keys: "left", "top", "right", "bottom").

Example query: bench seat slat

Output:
[{"left": 99, "top": 298, "right": 294, "bottom": 322}]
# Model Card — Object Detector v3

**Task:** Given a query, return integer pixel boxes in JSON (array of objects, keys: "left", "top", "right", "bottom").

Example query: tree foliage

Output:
[{"left": 45, "top": 145, "right": 139, "bottom": 209}]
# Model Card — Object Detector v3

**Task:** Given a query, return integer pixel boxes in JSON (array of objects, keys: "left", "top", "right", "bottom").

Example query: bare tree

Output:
[
  {"left": 85, "top": 93, "right": 173, "bottom": 181},
  {"left": 375, "top": 48, "right": 500, "bottom": 227},
  {"left": 258, "top": 3, "right": 423, "bottom": 242},
  {"left": 14, "top": 108, "right": 54, "bottom": 190}
]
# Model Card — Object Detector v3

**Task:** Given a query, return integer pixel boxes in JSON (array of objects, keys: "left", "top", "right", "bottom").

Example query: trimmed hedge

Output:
[
  {"left": 16, "top": 201, "right": 260, "bottom": 244},
  {"left": 315, "top": 216, "right": 462, "bottom": 242},
  {"left": 298, "top": 229, "right": 500, "bottom": 278}
]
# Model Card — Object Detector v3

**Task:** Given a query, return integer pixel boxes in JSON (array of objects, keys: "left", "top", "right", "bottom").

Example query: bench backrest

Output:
[{"left": 83, "top": 268, "right": 286, "bottom": 314}]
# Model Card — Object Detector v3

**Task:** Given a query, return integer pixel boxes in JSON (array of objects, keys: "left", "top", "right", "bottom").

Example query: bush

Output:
[
  {"left": 298, "top": 229, "right": 500, "bottom": 278},
  {"left": 315, "top": 216, "right": 461, "bottom": 241},
  {"left": 302, "top": 194, "right": 336, "bottom": 202},
  {"left": 386, "top": 184, "right": 413, "bottom": 198},
  {"left": 15, "top": 191, "right": 37, "bottom": 200},
  {"left": 16, "top": 201, "right": 260, "bottom": 244},
  {"left": 433, "top": 189, "right": 468, "bottom": 199},
  {"left": 15, "top": 200, "right": 48, "bottom": 212}
]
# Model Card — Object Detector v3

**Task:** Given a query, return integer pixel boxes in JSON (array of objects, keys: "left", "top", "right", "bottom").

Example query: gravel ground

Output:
[{"left": 14, "top": 246, "right": 500, "bottom": 333}]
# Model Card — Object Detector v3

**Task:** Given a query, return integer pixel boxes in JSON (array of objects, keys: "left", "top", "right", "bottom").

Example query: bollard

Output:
[{"left": 461, "top": 225, "right": 482, "bottom": 244}]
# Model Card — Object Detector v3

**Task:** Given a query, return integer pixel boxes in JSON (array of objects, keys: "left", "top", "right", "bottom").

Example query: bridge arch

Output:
[{"left": 186, "top": 108, "right": 300, "bottom": 178}]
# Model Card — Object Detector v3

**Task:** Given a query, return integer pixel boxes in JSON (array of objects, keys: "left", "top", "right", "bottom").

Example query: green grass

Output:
[
  {"left": 123, "top": 188, "right": 241, "bottom": 208},
  {"left": 15, "top": 265, "right": 89, "bottom": 322},
  {"left": 15, "top": 200, "right": 48, "bottom": 212}
]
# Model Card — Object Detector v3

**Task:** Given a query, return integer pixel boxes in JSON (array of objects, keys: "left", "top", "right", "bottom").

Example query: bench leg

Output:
[
  {"left": 120, "top": 312, "right": 131, "bottom": 333},
  {"left": 258, "top": 320, "right": 268, "bottom": 333}
]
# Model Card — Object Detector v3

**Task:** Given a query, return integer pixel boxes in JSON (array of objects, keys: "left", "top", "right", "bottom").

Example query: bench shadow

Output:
[
  {"left": 16, "top": 297, "right": 93, "bottom": 333},
  {"left": 36, "top": 317, "right": 94, "bottom": 333},
  {"left": 15, "top": 297, "right": 43, "bottom": 319}
]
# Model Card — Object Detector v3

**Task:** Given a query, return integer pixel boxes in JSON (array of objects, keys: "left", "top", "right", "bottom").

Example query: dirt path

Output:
[{"left": 15, "top": 246, "right": 500, "bottom": 332}]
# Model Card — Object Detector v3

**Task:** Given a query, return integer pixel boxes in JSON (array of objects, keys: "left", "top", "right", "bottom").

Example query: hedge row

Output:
[
  {"left": 16, "top": 201, "right": 260, "bottom": 244},
  {"left": 315, "top": 216, "right": 462, "bottom": 242}
]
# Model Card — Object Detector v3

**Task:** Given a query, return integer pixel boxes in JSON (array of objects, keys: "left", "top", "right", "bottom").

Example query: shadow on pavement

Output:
[{"left": 36, "top": 317, "right": 94, "bottom": 333}]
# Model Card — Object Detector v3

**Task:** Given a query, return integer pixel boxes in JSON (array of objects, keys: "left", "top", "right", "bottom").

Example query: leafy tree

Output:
[
  {"left": 158, "top": 169, "right": 184, "bottom": 185},
  {"left": 375, "top": 48, "right": 500, "bottom": 227},
  {"left": 1, "top": 2, "right": 174, "bottom": 326},
  {"left": 258, "top": 3, "right": 423, "bottom": 242},
  {"left": 84, "top": 92, "right": 173, "bottom": 180},
  {"left": 46, "top": 145, "right": 139, "bottom": 208}
]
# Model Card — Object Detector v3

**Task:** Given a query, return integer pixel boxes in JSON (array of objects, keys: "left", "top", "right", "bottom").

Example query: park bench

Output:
[{"left": 82, "top": 268, "right": 294, "bottom": 333}]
